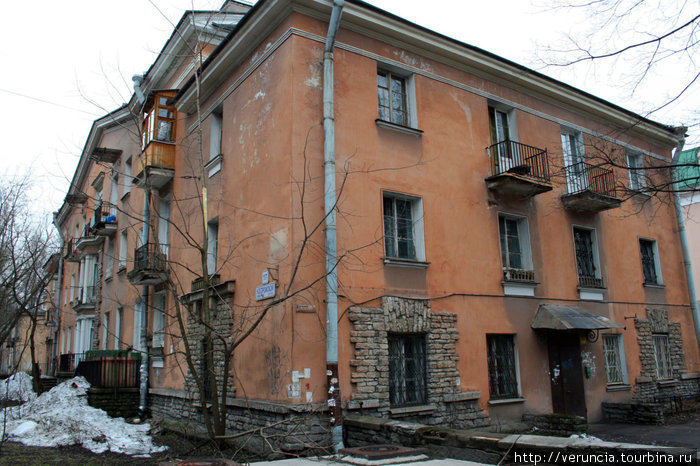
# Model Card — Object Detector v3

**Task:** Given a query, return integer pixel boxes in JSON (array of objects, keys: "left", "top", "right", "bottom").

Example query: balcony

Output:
[
  {"left": 191, "top": 274, "right": 220, "bottom": 292},
  {"left": 485, "top": 141, "right": 553, "bottom": 198},
  {"left": 561, "top": 162, "right": 622, "bottom": 213},
  {"left": 91, "top": 202, "right": 117, "bottom": 236},
  {"left": 579, "top": 275, "right": 605, "bottom": 289},
  {"left": 503, "top": 268, "right": 535, "bottom": 282},
  {"left": 73, "top": 286, "right": 97, "bottom": 312},
  {"left": 74, "top": 224, "right": 104, "bottom": 255},
  {"left": 91, "top": 147, "right": 122, "bottom": 164},
  {"left": 65, "top": 238, "right": 80, "bottom": 262},
  {"left": 127, "top": 243, "right": 167, "bottom": 285},
  {"left": 77, "top": 350, "right": 140, "bottom": 388},
  {"left": 134, "top": 144, "right": 175, "bottom": 189}
]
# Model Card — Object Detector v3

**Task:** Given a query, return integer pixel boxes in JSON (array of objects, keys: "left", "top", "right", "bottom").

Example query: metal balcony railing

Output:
[
  {"left": 487, "top": 141, "right": 551, "bottom": 184},
  {"left": 578, "top": 275, "right": 605, "bottom": 289},
  {"left": 133, "top": 243, "right": 167, "bottom": 273},
  {"left": 76, "top": 351, "right": 140, "bottom": 388},
  {"left": 566, "top": 162, "right": 617, "bottom": 197},
  {"left": 503, "top": 268, "right": 535, "bottom": 282},
  {"left": 75, "top": 286, "right": 97, "bottom": 306},
  {"left": 93, "top": 202, "right": 117, "bottom": 226},
  {"left": 191, "top": 274, "right": 220, "bottom": 292}
]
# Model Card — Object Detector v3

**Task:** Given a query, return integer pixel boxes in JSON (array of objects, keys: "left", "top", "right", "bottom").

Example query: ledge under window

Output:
[
  {"left": 375, "top": 119, "right": 423, "bottom": 136},
  {"left": 502, "top": 280, "right": 538, "bottom": 297},
  {"left": 488, "top": 397, "right": 525, "bottom": 406},
  {"left": 578, "top": 286, "right": 606, "bottom": 301},
  {"left": 606, "top": 383, "right": 631, "bottom": 392},
  {"left": 657, "top": 379, "right": 677, "bottom": 388},
  {"left": 383, "top": 257, "right": 429, "bottom": 269},
  {"left": 643, "top": 282, "right": 665, "bottom": 289},
  {"left": 389, "top": 404, "right": 436, "bottom": 416}
]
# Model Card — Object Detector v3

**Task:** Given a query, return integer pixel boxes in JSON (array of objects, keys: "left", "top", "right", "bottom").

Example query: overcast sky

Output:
[{"left": 1, "top": 0, "right": 696, "bottom": 220}]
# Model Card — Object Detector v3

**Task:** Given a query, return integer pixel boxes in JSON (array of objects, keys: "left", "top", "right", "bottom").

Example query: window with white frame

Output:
[
  {"left": 498, "top": 214, "right": 533, "bottom": 281},
  {"left": 627, "top": 152, "right": 646, "bottom": 191},
  {"left": 158, "top": 198, "right": 171, "bottom": 258},
  {"left": 207, "top": 109, "right": 224, "bottom": 177},
  {"left": 118, "top": 230, "right": 127, "bottom": 270},
  {"left": 105, "top": 239, "right": 114, "bottom": 279},
  {"left": 653, "top": 333, "right": 672, "bottom": 379},
  {"left": 207, "top": 220, "right": 218, "bottom": 273},
  {"left": 153, "top": 293, "right": 165, "bottom": 348},
  {"left": 114, "top": 307, "right": 122, "bottom": 350},
  {"left": 123, "top": 158, "right": 132, "bottom": 197},
  {"left": 377, "top": 68, "right": 417, "bottom": 129},
  {"left": 573, "top": 226, "right": 603, "bottom": 288},
  {"left": 383, "top": 193, "right": 425, "bottom": 262},
  {"left": 488, "top": 106, "right": 518, "bottom": 170},
  {"left": 388, "top": 333, "right": 427, "bottom": 406},
  {"left": 486, "top": 334, "right": 520, "bottom": 400},
  {"left": 102, "top": 312, "right": 110, "bottom": 350},
  {"left": 602, "top": 334, "right": 628, "bottom": 385},
  {"left": 561, "top": 129, "right": 587, "bottom": 193},
  {"left": 640, "top": 239, "right": 662, "bottom": 285}
]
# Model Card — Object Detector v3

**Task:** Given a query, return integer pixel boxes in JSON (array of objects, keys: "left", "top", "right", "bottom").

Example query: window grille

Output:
[
  {"left": 640, "top": 240, "right": 658, "bottom": 284},
  {"left": 486, "top": 334, "right": 518, "bottom": 399},
  {"left": 388, "top": 333, "right": 427, "bottom": 406},
  {"left": 574, "top": 228, "right": 603, "bottom": 288},
  {"left": 652, "top": 334, "right": 672, "bottom": 379},
  {"left": 603, "top": 334, "right": 624, "bottom": 384},
  {"left": 384, "top": 196, "right": 416, "bottom": 260}
]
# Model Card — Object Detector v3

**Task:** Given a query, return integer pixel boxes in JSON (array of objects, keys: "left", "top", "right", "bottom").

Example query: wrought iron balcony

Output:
[
  {"left": 127, "top": 243, "right": 168, "bottom": 285},
  {"left": 485, "top": 141, "right": 552, "bottom": 198},
  {"left": 73, "top": 286, "right": 97, "bottom": 311},
  {"left": 91, "top": 202, "right": 117, "bottom": 236},
  {"left": 74, "top": 224, "right": 104, "bottom": 255},
  {"left": 64, "top": 238, "right": 80, "bottom": 262},
  {"left": 561, "top": 162, "right": 621, "bottom": 212},
  {"left": 191, "top": 274, "right": 220, "bottom": 292}
]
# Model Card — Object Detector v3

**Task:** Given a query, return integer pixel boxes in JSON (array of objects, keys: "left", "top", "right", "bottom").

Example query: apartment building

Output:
[{"left": 49, "top": 0, "right": 700, "bottom": 447}]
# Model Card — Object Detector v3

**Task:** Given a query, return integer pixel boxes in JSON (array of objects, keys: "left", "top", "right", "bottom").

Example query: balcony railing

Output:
[
  {"left": 503, "top": 268, "right": 535, "bottom": 282},
  {"left": 487, "top": 141, "right": 551, "bottom": 183},
  {"left": 75, "top": 286, "right": 97, "bottom": 307},
  {"left": 565, "top": 162, "right": 616, "bottom": 197},
  {"left": 76, "top": 351, "right": 140, "bottom": 388},
  {"left": 578, "top": 275, "right": 605, "bottom": 289},
  {"left": 127, "top": 243, "right": 167, "bottom": 285},
  {"left": 92, "top": 202, "right": 117, "bottom": 227},
  {"left": 191, "top": 274, "right": 220, "bottom": 292},
  {"left": 58, "top": 352, "right": 85, "bottom": 373}
]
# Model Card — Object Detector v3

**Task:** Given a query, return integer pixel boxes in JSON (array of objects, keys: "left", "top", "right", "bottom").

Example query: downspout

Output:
[
  {"left": 323, "top": 0, "right": 344, "bottom": 453},
  {"left": 671, "top": 127, "right": 700, "bottom": 349},
  {"left": 52, "top": 213, "right": 64, "bottom": 376},
  {"left": 134, "top": 75, "right": 150, "bottom": 420}
]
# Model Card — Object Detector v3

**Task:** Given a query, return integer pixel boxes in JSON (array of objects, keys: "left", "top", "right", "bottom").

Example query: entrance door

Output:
[{"left": 548, "top": 332, "right": 587, "bottom": 418}]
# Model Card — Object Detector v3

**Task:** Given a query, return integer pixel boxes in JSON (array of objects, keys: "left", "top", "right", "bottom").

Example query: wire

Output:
[{"left": 0, "top": 88, "right": 101, "bottom": 116}]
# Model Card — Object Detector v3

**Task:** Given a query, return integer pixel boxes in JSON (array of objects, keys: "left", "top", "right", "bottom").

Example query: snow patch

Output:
[
  {"left": 570, "top": 433, "right": 602, "bottom": 441},
  {"left": 1, "top": 376, "right": 167, "bottom": 456},
  {"left": 0, "top": 372, "right": 36, "bottom": 402}
]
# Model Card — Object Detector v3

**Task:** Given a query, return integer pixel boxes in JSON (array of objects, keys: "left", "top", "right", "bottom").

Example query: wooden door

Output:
[{"left": 548, "top": 332, "right": 587, "bottom": 418}]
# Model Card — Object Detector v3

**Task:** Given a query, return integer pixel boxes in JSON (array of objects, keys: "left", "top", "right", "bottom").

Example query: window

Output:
[
  {"left": 123, "top": 158, "right": 132, "bottom": 197},
  {"left": 158, "top": 198, "right": 171, "bottom": 258},
  {"left": 114, "top": 307, "right": 122, "bottom": 350},
  {"left": 562, "top": 129, "right": 586, "bottom": 193},
  {"left": 377, "top": 70, "right": 408, "bottom": 126},
  {"left": 118, "top": 230, "right": 127, "bottom": 270},
  {"left": 210, "top": 109, "right": 223, "bottom": 160},
  {"left": 153, "top": 293, "right": 165, "bottom": 348},
  {"left": 102, "top": 312, "right": 110, "bottom": 350},
  {"left": 383, "top": 193, "right": 425, "bottom": 262},
  {"left": 640, "top": 239, "right": 662, "bottom": 285},
  {"left": 489, "top": 106, "right": 517, "bottom": 165},
  {"left": 498, "top": 214, "right": 533, "bottom": 281},
  {"left": 486, "top": 334, "right": 519, "bottom": 400},
  {"left": 142, "top": 94, "right": 176, "bottom": 148},
  {"left": 207, "top": 220, "right": 218, "bottom": 273},
  {"left": 105, "top": 239, "right": 114, "bottom": 279},
  {"left": 627, "top": 152, "right": 646, "bottom": 191},
  {"left": 652, "top": 333, "right": 672, "bottom": 379},
  {"left": 388, "top": 333, "right": 427, "bottom": 406},
  {"left": 573, "top": 227, "right": 603, "bottom": 288},
  {"left": 603, "top": 334, "right": 628, "bottom": 385}
]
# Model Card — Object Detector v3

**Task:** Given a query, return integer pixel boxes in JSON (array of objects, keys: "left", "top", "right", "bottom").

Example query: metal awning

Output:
[{"left": 531, "top": 304, "right": 624, "bottom": 331}]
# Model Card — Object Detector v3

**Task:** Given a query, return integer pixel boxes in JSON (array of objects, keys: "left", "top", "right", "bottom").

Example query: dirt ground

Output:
[{"left": 0, "top": 429, "right": 263, "bottom": 465}]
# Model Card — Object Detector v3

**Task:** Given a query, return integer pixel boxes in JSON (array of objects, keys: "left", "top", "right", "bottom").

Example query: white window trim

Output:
[
  {"left": 153, "top": 292, "right": 166, "bottom": 349},
  {"left": 114, "top": 307, "right": 122, "bottom": 350},
  {"left": 207, "top": 219, "right": 219, "bottom": 274},
  {"left": 561, "top": 128, "right": 586, "bottom": 193},
  {"left": 118, "top": 229, "right": 128, "bottom": 271},
  {"left": 489, "top": 102, "right": 519, "bottom": 143},
  {"left": 122, "top": 157, "right": 132, "bottom": 199},
  {"left": 627, "top": 152, "right": 646, "bottom": 192},
  {"left": 382, "top": 191, "right": 426, "bottom": 265},
  {"left": 376, "top": 64, "right": 419, "bottom": 130}
]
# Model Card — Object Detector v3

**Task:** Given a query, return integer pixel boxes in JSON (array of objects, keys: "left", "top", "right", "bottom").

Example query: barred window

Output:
[
  {"left": 653, "top": 334, "right": 672, "bottom": 379},
  {"left": 574, "top": 227, "right": 603, "bottom": 288},
  {"left": 640, "top": 239, "right": 661, "bottom": 285},
  {"left": 486, "top": 334, "right": 519, "bottom": 399},
  {"left": 388, "top": 333, "right": 427, "bottom": 406},
  {"left": 603, "top": 334, "right": 625, "bottom": 384}
]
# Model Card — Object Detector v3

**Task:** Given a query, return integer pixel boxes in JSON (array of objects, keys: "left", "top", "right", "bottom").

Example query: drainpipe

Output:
[
  {"left": 52, "top": 213, "right": 64, "bottom": 376},
  {"left": 134, "top": 76, "right": 150, "bottom": 420},
  {"left": 323, "top": 0, "right": 344, "bottom": 453},
  {"left": 671, "top": 127, "right": 700, "bottom": 349}
]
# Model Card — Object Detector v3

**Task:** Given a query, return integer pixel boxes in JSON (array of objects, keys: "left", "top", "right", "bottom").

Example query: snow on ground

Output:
[
  {"left": 0, "top": 376, "right": 167, "bottom": 456},
  {"left": 0, "top": 372, "right": 36, "bottom": 402}
]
